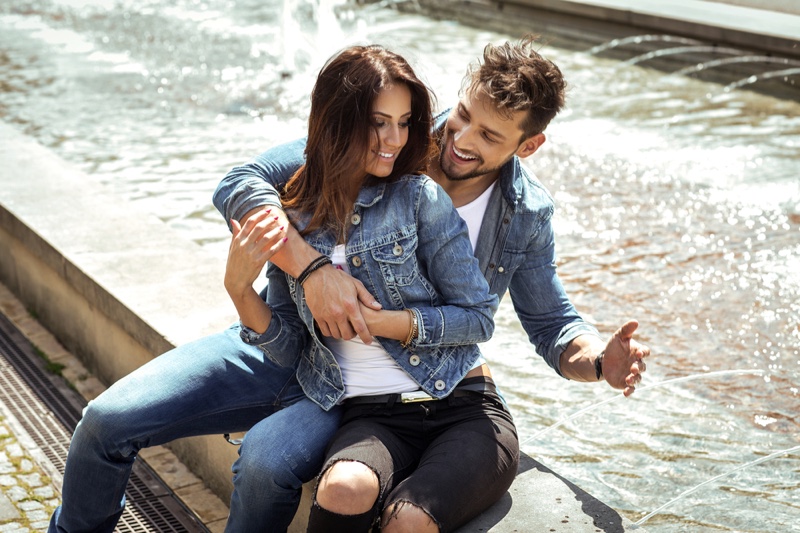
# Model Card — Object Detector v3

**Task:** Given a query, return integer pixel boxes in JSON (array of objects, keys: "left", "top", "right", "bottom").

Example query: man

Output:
[
  {"left": 214, "top": 35, "right": 649, "bottom": 530},
  {"left": 49, "top": 36, "right": 648, "bottom": 533}
]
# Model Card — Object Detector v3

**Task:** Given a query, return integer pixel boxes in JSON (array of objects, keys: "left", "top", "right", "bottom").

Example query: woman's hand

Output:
[{"left": 224, "top": 208, "right": 287, "bottom": 298}]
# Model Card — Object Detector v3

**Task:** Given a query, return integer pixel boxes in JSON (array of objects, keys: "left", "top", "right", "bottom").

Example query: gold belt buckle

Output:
[{"left": 400, "top": 391, "right": 435, "bottom": 403}]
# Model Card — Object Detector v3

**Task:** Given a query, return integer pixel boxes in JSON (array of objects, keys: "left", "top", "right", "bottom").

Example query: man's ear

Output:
[{"left": 516, "top": 133, "right": 545, "bottom": 159}]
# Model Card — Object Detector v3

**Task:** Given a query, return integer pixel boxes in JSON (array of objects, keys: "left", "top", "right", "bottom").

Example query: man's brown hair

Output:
[{"left": 464, "top": 35, "right": 566, "bottom": 139}]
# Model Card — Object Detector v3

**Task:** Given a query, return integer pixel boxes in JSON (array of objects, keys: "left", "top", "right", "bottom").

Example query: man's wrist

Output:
[
  {"left": 594, "top": 350, "right": 604, "bottom": 380},
  {"left": 270, "top": 225, "right": 319, "bottom": 277},
  {"left": 297, "top": 255, "right": 332, "bottom": 286}
]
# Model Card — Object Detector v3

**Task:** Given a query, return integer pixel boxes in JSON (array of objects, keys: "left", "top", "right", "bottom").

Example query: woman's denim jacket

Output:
[
  {"left": 236, "top": 174, "right": 498, "bottom": 411},
  {"left": 214, "top": 110, "right": 601, "bottom": 381}
]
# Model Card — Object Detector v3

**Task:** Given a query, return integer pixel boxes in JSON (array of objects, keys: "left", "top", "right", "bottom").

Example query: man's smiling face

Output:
[{"left": 438, "top": 90, "right": 529, "bottom": 182}]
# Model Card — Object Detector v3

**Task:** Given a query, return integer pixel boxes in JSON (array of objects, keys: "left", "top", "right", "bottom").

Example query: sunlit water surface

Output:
[{"left": 1, "top": 1, "right": 798, "bottom": 531}]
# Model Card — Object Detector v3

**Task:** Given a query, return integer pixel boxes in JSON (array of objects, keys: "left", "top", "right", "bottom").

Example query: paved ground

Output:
[
  {"left": 0, "top": 281, "right": 229, "bottom": 532},
  {"left": 0, "top": 418, "right": 58, "bottom": 532}
]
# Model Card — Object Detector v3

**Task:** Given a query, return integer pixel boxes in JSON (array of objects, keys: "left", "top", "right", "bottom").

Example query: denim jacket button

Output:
[
  {"left": 434, "top": 379, "right": 446, "bottom": 391},
  {"left": 351, "top": 256, "right": 362, "bottom": 267},
  {"left": 392, "top": 243, "right": 403, "bottom": 256},
  {"left": 350, "top": 213, "right": 361, "bottom": 225},
  {"left": 498, "top": 266, "right": 505, "bottom": 273},
  {"left": 409, "top": 355, "right": 421, "bottom": 366}
]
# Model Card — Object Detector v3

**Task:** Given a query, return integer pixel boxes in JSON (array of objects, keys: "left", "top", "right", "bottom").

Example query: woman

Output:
[{"left": 225, "top": 45, "right": 518, "bottom": 532}]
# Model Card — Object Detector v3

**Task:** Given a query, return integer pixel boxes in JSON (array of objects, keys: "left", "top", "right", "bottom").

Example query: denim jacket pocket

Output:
[
  {"left": 370, "top": 233, "right": 418, "bottom": 285},
  {"left": 370, "top": 233, "right": 435, "bottom": 308}
]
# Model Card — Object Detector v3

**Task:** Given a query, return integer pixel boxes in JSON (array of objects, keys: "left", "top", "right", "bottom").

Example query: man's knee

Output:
[
  {"left": 316, "top": 460, "right": 379, "bottom": 515},
  {"left": 381, "top": 500, "right": 440, "bottom": 533}
]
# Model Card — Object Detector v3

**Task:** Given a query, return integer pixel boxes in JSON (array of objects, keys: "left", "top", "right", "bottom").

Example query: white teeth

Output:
[
  {"left": 453, "top": 146, "right": 477, "bottom": 160},
  {"left": 378, "top": 151, "right": 394, "bottom": 159}
]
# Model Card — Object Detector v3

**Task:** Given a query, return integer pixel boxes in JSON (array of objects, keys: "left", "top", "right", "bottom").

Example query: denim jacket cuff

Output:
[
  {"left": 238, "top": 309, "right": 283, "bottom": 347},
  {"left": 551, "top": 324, "right": 602, "bottom": 377}
]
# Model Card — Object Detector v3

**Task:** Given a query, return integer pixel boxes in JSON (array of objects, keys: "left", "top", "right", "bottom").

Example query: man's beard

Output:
[{"left": 438, "top": 137, "right": 507, "bottom": 182}]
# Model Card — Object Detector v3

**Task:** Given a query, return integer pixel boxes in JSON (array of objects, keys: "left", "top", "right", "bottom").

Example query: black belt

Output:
[{"left": 343, "top": 376, "right": 496, "bottom": 406}]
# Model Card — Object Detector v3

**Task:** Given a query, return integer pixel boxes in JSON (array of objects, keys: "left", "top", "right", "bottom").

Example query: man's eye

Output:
[{"left": 482, "top": 132, "right": 496, "bottom": 143}]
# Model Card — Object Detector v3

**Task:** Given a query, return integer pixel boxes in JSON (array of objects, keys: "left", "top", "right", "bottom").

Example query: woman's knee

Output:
[
  {"left": 381, "top": 500, "right": 440, "bottom": 533},
  {"left": 316, "top": 460, "right": 379, "bottom": 515}
]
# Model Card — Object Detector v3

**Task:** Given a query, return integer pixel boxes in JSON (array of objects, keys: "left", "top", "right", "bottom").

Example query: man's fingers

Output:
[
  {"left": 354, "top": 281, "right": 381, "bottom": 310},
  {"left": 317, "top": 320, "right": 333, "bottom": 339},
  {"left": 617, "top": 319, "right": 639, "bottom": 340},
  {"left": 352, "top": 318, "right": 372, "bottom": 345}
]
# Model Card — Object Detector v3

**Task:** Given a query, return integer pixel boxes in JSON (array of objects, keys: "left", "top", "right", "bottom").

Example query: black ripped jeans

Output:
[{"left": 307, "top": 377, "right": 519, "bottom": 533}]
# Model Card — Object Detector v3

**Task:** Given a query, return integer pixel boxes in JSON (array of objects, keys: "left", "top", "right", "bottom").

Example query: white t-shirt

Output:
[{"left": 322, "top": 185, "right": 494, "bottom": 399}]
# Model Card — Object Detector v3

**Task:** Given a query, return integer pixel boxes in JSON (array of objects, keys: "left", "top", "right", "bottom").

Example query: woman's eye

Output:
[{"left": 400, "top": 121, "right": 410, "bottom": 128}]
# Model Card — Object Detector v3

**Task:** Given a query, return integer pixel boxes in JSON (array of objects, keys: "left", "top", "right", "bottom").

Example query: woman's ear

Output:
[{"left": 516, "top": 133, "right": 545, "bottom": 159}]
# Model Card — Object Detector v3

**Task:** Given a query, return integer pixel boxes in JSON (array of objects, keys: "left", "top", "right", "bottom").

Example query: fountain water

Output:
[
  {"left": 633, "top": 443, "right": 800, "bottom": 528},
  {"left": 588, "top": 34, "right": 704, "bottom": 56},
  {"left": 672, "top": 55, "right": 800, "bottom": 77},
  {"left": 623, "top": 45, "right": 747, "bottom": 66},
  {"left": 723, "top": 67, "right": 800, "bottom": 92},
  {"left": 520, "top": 369, "right": 767, "bottom": 446}
]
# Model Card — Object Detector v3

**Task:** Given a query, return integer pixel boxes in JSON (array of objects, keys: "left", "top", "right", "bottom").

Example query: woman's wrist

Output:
[{"left": 401, "top": 308, "right": 418, "bottom": 348}]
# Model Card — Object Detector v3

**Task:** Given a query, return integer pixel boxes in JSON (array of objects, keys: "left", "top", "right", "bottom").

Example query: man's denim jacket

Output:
[
  {"left": 230, "top": 173, "right": 498, "bottom": 410},
  {"left": 214, "top": 110, "right": 600, "bottom": 385}
]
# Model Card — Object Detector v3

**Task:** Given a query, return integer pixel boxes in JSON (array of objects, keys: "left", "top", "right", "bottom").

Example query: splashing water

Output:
[{"left": 520, "top": 369, "right": 768, "bottom": 446}]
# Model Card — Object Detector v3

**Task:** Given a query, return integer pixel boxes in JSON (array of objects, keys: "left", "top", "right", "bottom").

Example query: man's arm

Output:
[
  {"left": 505, "top": 216, "right": 649, "bottom": 396},
  {"left": 213, "top": 139, "right": 380, "bottom": 342}
]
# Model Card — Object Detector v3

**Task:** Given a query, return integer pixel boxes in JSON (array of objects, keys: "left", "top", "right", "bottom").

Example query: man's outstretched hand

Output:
[{"left": 602, "top": 320, "right": 650, "bottom": 397}]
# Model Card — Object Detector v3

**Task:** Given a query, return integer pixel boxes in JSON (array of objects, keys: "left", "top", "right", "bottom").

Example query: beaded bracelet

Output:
[{"left": 297, "top": 255, "right": 332, "bottom": 286}]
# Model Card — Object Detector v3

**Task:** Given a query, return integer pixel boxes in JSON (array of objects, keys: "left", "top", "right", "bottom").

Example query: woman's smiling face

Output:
[{"left": 363, "top": 83, "right": 412, "bottom": 178}]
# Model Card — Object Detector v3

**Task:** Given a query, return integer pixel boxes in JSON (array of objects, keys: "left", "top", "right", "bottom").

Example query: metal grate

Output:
[{"left": 0, "top": 312, "right": 210, "bottom": 533}]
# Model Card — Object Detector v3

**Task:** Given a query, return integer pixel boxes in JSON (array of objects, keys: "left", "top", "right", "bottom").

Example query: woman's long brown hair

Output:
[{"left": 282, "top": 45, "right": 434, "bottom": 238}]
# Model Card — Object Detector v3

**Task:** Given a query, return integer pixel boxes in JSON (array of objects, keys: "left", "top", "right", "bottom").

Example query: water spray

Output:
[
  {"left": 520, "top": 369, "right": 767, "bottom": 446},
  {"left": 632, "top": 443, "right": 800, "bottom": 528}
]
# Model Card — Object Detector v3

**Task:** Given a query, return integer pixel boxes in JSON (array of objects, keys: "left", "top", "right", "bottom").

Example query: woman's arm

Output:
[
  {"left": 404, "top": 178, "right": 499, "bottom": 349},
  {"left": 224, "top": 210, "right": 284, "bottom": 333},
  {"left": 214, "top": 139, "right": 380, "bottom": 342},
  {"left": 224, "top": 209, "right": 308, "bottom": 367}
]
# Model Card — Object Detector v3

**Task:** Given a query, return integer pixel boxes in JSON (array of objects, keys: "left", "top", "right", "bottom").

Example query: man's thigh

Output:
[{"left": 238, "top": 398, "right": 344, "bottom": 485}]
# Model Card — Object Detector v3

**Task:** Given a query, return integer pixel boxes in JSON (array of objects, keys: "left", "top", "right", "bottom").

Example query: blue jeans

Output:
[{"left": 48, "top": 324, "right": 342, "bottom": 533}]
